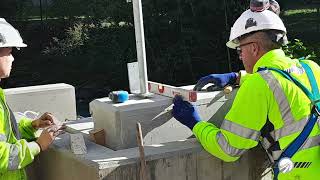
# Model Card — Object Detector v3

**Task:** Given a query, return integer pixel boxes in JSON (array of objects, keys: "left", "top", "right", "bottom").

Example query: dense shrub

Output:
[{"left": 283, "top": 39, "right": 318, "bottom": 63}]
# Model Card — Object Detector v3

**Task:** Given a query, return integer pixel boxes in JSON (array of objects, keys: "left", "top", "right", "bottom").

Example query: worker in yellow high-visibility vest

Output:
[
  {"left": 0, "top": 18, "right": 65, "bottom": 180},
  {"left": 172, "top": 5, "right": 320, "bottom": 180}
]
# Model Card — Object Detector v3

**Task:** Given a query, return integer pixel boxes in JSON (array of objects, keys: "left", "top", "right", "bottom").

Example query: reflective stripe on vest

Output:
[
  {"left": 7, "top": 144, "right": 19, "bottom": 170},
  {"left": 217, "top": 133, "right": 248, "bottom": 157},
  {"left": 0, "top": 134, "right": 7, "bottom": 142},
  {"left": 271, "top": 116, "right": 309, "bottom": 141},
  {"left": 299, "top": 133, "right": 320, "bottom": 151},
  {"left": 0, "top": 97, "right": 12, "bottom": 141},
  {"left": 271, "top": 132, "right": 320, "bottom": 160},
  {"left": 220, "top": 119, "right": 261, "bottom": 141},
  {"left": 259, "top": 70, "right": 295, "bottom": 126},
  {"left": 217, "top": 119, "right": 261, "bottom": 157}
]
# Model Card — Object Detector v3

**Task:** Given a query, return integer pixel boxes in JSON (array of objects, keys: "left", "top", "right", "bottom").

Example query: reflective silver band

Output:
[
  {"left": 271, "top": 134, "right": 320, "bottom": 160},
  {"left": 271, "top": 116, "right": 309, "bottom": 141},
  {"left": 0, "top": 134, "right": 7, "bottom": 142},
  {"left": 272, "top": 150, "right": 282, "bottom": 160},
  {"left": 258, "top": 70, "right": 295, "bottom": 126},
  {"left": 217, "top": 133, "right": 247, "bottom": 157},
  {"left": 220, "top": 119, "right": 261, "bottom": 141},
  {"left": 300, "top": 134, "right": 320, "bottom": 151},
  {"left": 8, "top": 144, "right": 20, "bottom": 170},
  {"left": 284, "top": 66, "right": 305, "bottom": 75},
  {"left": 261, "top": 137, "right": 272, "bottom": 149}
]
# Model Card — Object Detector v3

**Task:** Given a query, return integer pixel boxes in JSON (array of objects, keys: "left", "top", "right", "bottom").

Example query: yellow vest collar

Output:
[{"left": 253, "top": 49, "right": 286, "bottom": 73}]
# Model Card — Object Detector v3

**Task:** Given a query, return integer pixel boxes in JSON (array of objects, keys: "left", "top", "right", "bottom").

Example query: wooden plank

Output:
[{"left": 136, "top": 122, "right": 148, "bottom": 180}]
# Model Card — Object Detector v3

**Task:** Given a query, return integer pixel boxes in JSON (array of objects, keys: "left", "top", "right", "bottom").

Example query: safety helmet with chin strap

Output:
[
  {"left": 226, "top": 9, "right": 287, "bottom": 49},
  {"left": 0, "top": 18, "right": 27, "bottom": 48}
]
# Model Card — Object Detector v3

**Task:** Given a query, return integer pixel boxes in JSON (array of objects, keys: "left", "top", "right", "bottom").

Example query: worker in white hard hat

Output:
[
  {"left": 0, "top": 18, "right": 65, "bottom": 180},
  {"left": 193, "top": 0, "right": 281, "bottom": 91},
  {"left": 172, "top": 3, "right": 320, "bottom": 180}
]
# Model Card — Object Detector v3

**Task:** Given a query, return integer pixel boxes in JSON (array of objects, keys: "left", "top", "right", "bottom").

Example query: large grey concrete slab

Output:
[
  {"left": 5, "top": 83, "right": 77, "bottom": 121},
  {"left": 29, "top": 132, "right": 268, "bottom": 180},
  {"left": 90, "top": 87, "right": 236, "bottom": 150}
]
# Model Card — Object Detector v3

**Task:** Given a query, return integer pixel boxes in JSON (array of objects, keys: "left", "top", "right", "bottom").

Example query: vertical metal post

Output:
[
  {"left": 224, "top": 0, "right": 232, "bottom": 72},
  {"left": 132, "top": 0, "right": 149, "bottom": 95}
]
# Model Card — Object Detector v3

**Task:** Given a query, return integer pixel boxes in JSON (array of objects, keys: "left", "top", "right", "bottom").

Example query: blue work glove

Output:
[
  {"left": 172, "top": 95, "right": 201, "bottom": 129},
  {"left": 193, "top": 72, "right": 237, "bottom": 91}
]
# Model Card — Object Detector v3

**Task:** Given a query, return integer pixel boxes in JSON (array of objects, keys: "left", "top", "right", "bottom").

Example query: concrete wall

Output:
[
  {"left": 5, "top": 83, "right": 77, "bottom": 121},
  {"left": 29, "top": 133, "right": 269, "bottom": 180}
]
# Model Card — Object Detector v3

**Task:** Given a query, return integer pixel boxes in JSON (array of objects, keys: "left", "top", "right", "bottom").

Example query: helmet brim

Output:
[
  {"left": 226, "top": 40, "right": 239, "bottom": 49},
  {"left": 0, "top": 42, "right": 27, "bottom": 48}
]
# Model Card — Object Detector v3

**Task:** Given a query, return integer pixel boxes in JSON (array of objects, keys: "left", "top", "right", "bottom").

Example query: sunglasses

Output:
[{"left": 236, "top": 42, "right": 256, "bottom": 55}]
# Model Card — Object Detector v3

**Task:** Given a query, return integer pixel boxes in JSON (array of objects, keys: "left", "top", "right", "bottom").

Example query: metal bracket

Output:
[{"left": 313, "top": 106, "right": 320, "bottom": 116}]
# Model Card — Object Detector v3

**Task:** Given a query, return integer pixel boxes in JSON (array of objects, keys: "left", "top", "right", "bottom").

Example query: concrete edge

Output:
[
  {"left": 4, "top": 83, "right": 74, "bottom": 94},
  {"left": 50, "top": 133, "right": 204, "bottom": 171}
]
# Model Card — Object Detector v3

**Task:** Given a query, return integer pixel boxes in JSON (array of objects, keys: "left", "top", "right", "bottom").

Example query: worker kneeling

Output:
[{"left": 172, "top": 6, "right": 320, "bottom": 180}]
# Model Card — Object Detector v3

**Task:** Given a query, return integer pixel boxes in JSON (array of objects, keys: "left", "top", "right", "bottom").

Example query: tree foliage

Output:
[
  {"left": 283, "top": 39, "right": 318, "bottom": 63},
  {"left": 42, "top": 0, "right": 248, "bottom": 85}
]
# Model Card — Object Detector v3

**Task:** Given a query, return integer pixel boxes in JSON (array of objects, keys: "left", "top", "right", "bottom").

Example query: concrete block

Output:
[
  {"left": 90, "top": 94, "right": 172, "bottom": 150},
  {"left": 90, "top": 86, "right": 237, "bottom": 150},
  {"left": 4, "top": 83, "right": 77, "bottom": 121}
]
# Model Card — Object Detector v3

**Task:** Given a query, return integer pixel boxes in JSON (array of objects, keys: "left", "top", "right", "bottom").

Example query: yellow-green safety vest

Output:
[
  {"left": 0, "top": 88, "right": 40, "bottom": 180},
  {"left": 193, "top": 49, "right": 320, "bottom": 179}
]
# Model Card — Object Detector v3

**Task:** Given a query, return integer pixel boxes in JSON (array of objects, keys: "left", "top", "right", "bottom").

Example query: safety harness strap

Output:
[{"left": 301, "top": 62, "right": 319, "bottom": 97}]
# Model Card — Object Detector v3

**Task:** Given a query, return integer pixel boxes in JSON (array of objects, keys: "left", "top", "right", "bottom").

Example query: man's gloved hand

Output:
[
  {"left": 193, "top": 72, "right": 238, "bottom": 91},
  {"left": 172, "top": 95, "right": 201, "bottom": 129}
]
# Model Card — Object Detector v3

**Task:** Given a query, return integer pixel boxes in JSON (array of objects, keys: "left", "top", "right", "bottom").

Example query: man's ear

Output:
[{"left": 252, "top": 42, "right": 260, "bottom": 57}]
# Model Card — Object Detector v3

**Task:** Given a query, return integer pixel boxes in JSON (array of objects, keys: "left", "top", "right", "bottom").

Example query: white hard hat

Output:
[
  {"left": 226, "top": 9, "right": 286, "bottom": 49},
  {"left": 0, "top": 18, "right": 27, "bottom": 48}
]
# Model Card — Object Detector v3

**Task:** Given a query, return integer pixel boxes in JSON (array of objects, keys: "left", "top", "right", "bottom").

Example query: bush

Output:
[
  {"left": 283, "top": 39, "right": 318, "bottom": 62},
  {"left": 43, "top": 22, "right": 89, "bottom": 56}
]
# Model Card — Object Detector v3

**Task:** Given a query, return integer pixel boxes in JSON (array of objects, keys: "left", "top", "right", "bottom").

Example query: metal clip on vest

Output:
[{"left": 312, "top": 103, "right": 320, "bottom": 116}]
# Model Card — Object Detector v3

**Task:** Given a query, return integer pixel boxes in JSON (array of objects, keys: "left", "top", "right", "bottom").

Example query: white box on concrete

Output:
[
  {"left": 4, "top": 83, "right": 77, "bottom": 121},
  {"left": 90, "top": 85, "right": 237, "bottom": 150}
]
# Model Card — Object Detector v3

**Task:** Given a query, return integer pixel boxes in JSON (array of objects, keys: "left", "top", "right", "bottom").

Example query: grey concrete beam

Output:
[{"left": 5, "top": 83, "right": 77, "bottom": 121}]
